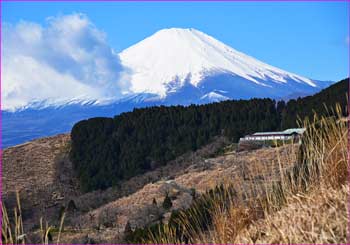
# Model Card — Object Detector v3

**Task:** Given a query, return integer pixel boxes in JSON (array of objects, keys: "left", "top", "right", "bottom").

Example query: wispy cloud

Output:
[{"left": 2, "top": 13, "right": 130, "bottom": 111}]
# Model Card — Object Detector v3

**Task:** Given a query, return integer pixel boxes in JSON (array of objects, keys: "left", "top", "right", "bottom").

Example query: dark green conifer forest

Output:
[{"left": 70, "top": 78, "right": 348, "bottom": 192}]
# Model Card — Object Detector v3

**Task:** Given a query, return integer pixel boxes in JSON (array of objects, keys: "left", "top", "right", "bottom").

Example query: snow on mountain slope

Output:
[
  {"left": 200, "top": 91, "right": 229, "bottom": 102},
  {"left": 120, "top": 28, "right": 316, "bottom": 97}
]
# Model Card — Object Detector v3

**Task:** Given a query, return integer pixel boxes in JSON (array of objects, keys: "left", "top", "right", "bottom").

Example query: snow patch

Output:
[{"left": 200, "top": 92, "right": 230, "bottom": 102}]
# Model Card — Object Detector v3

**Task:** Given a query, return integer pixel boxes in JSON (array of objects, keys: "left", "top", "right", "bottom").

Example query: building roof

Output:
[
  {"left": 252, "top": 131, "right": 285, "bottom": 136},
  {"left": 250, "top": 128, "right": 306, "bottom": 136},
  {"left": 282, "top": 128, "right": 306, "bottom": 134}
]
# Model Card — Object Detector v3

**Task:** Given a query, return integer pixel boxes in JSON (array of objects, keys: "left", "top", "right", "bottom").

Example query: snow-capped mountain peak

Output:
[{"left": 120, "top": 28, "right": 316, "bottom": 96}]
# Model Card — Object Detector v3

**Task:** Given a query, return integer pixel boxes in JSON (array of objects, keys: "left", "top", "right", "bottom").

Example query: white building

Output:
[{"left": 240, "top": 128, "right": 306, "bottom": 142}]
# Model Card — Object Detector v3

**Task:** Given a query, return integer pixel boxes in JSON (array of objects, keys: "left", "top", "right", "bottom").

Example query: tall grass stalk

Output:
[
  {"left": 1, "top": 192, "right": 66, "bottom": 244},
  {"left": 1, "top": 192, "right": 25, "bottom": 244}
]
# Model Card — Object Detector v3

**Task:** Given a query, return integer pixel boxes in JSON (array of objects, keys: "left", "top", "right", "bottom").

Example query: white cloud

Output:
[{"left": 2, "top": 13, "right": 129, "bottom": 111}]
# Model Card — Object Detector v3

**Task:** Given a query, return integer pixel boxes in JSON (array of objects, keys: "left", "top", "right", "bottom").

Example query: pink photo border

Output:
[{"left": 0, "top": 0, "right": 349, "bottom": 244}]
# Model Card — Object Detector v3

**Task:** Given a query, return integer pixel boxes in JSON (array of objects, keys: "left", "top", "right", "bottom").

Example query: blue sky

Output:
[{"left": 3, "top": 1, "right": 349, "bottom": 82}]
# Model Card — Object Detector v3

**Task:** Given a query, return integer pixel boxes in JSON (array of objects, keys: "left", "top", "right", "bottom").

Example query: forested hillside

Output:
[
  {"left": 70, "top": 78, "right": 348, "bottom": 192},
  {"left": 280, "top": 78, "right": 348, "bottom": 129}
]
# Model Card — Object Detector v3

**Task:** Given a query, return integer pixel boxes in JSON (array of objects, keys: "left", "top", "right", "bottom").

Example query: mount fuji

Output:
[
  {"left": 119, "top": 28, "right": 329, "bottom": 101},
  {"left": 3, "top": 28, "right": 333, "bottom": 148}
]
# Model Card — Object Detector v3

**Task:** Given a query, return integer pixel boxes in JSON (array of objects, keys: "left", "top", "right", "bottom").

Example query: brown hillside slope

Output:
[
  {"left": 2, "top": 134, "right": 79, "bottom": 231},
  {"left": 3, "top": 134, "right": 72, "bottom": 196},
  {"left": 58, "top": 145, "right": 297, "bottom": 243}
]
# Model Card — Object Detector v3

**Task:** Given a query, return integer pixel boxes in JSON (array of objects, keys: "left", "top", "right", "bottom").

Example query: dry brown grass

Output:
[
  {"left": 1, "top": 192, "right": 25, "bottom": 244},
  {"left": 208, "top": 105, "right": 348, "bottom": 244},
  {"left": 206, "top": 106, "right": 348, "bottom": 244},
  {"left": 298, "top": 105, "right": 348, "bottom": 189},
  {"left": 1, "top": 192, "right": 66, "bottom": 244},
  {"left": 145, "top": 105, "right": 348, "bottom": 244},
  {"left": 235, "top": 184, "right": 348, "bottom": 244}
]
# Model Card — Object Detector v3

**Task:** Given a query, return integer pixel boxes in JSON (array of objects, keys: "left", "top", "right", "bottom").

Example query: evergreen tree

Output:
[
  {"left": 67, "top": 199, "right": 77, "bottom": 212},
  {"left": 152, "top": 198, "right": 157, "bottom": 206},
  {"left": 190, "top": 188, "right": 196, "bottom": 200},
  {"left": 162, "top": 193, "right": 172, "bottom": 210},
  {"left": 124, "top": 221, "right": 132, "bottom": 235}
]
